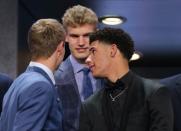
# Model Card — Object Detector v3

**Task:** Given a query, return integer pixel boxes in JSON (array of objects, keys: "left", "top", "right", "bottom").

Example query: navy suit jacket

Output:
[
  {"left": 55, "top": 56, "right": 104, "bottom": 131},
  {"left": 0, "top": 67, "right": 63, "bottom": 131},
  {"left": 160, "top": 74, "right": 181, "bottom": 131},
  {"left": 0, "top": 73, "right": 13, "bottom": 114}
]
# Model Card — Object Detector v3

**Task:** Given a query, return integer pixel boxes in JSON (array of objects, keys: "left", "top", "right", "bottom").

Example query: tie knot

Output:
[{"left": 82, "top": 67, "right": 90, "bottom": 75}]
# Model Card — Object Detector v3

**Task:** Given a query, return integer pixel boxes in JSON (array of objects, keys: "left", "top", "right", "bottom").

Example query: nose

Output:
[
  {"left": 78, "top": 36, "right": 86, "bottom": 46},
  {"left": 85, "top": 55, "right": 92, "bottom": 66}
]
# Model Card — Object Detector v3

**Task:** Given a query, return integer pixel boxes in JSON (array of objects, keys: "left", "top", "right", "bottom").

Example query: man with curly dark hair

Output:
[{"left": 79, "top": 28, "right": 173, "bottom": 131}]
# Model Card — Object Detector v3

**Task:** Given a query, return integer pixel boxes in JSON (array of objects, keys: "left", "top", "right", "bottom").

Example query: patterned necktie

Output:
[{"left": 82, "top": 68, "right": 93, "bottom": 100}]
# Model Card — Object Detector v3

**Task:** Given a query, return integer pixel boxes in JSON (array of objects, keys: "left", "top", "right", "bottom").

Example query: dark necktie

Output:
[{"left": 82, "top": 68, "right": 93, "bottom": 100}]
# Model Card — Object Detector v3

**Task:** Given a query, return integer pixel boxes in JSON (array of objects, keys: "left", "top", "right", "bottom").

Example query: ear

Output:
[
  {"left": 110, "top": 44, "right": 117, "bottom": 57},
  {"left": 57, "top": 41, "right": 65, "bottom": 53}
]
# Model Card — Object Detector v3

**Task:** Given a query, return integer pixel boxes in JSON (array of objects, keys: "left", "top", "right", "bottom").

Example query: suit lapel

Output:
[{"left": 60, "top": 57, "right": 80, "bottom": 100}]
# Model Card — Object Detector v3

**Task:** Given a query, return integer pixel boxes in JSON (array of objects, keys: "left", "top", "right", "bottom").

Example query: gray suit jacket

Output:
[
  {"left": 55, "top": 56, "right": 104, "bottom": 131},
  {"left": 0, "top": 66, "right": 63, "bottom": 131},
  {"left": 80, "top": 72, "right": 173, "bottom": 131}
]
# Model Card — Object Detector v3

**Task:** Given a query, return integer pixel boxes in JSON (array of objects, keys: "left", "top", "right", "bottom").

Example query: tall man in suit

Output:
[
  {"left": 54, "top": 5, "right": 104, "bottom": 131},
  {"left": 160, "top": 74, "right": 181, "bottom": 131},
  {"left": 0, "top": 19, "right": 65, "bottom": 131},
  {"left": 0, "top": 73, "right": 13, "bottom": 114},
  {"left": 79, "top": 28, "right": 173, "bottom": 131}
]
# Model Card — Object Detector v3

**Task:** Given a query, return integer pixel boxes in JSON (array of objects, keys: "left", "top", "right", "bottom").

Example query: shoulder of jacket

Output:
[{"left": 142, "top": 78, "right": 164, "bottom": 98}]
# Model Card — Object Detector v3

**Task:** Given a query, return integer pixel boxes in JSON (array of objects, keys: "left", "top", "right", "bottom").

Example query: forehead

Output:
[
  {"left": 66, "top": 24, "right": 96, "bottom": 34},
  {"left": 90, "top": 40, "right": 99, "bottom": 47},
  {"left": 90, "top": 40, "right": 108, "bottom": 50},
  {"left": 91, "top": 40, "right": 111, "bottom": 46}
]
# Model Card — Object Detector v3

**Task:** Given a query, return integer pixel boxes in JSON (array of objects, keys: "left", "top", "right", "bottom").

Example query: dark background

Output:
[{"left": 18, "top": 0, "right": 181, "bottom": 79}]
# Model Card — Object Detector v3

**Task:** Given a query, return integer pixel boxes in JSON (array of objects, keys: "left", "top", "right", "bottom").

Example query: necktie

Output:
[{"left": 82, "top": 68, "right": 93, "bottom": 100}]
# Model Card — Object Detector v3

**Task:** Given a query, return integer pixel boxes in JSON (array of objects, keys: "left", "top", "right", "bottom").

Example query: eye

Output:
[
  {"left": 69, "top": 34, "right": 79, "bottom": 38},
  {"left": 90, "top": 48, "right": 96, "bottom": 55},
  {"left": 83, "top": 33, "right": 90, "bottom": 38}
]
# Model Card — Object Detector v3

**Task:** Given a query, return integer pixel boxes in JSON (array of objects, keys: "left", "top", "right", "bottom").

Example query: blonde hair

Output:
[
  {"left": 62, "top": 5, "right": 98, "bottom": 29},
  {"left": 28, "top": 18, "right": 65, "bottom": 60}
]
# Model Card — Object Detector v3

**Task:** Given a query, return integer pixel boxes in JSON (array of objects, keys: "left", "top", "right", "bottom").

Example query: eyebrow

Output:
[{"left": 69, "top": 32, "right": 91, "bottom": 37}]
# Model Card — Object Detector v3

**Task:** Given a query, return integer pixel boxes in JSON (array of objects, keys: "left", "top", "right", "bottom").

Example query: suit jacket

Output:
[
  {"left": 160, "top": 74, "right": 181, "bottom": 131},
  {"left": 0, "top": 73, "right": 13, "bottom": 113},
  {"left": 80, "top": 71, "right": 173, "bottom": 131},
  {"left": 0, "top": 66, "right": 63, "bottom": 131},
  {"left": 54, "top": 56, "right": 104, "bottom": 131}
]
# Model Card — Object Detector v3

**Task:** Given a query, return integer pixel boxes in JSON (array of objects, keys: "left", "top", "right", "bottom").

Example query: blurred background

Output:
[{"left": 0, "top": 0, "right": 181, "bottom": 79}]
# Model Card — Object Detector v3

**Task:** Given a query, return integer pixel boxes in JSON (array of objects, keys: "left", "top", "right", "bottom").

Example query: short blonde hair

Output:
[
  {"left": 62, "top": 5, "right": 98, "bottom": 29},
  {"left": 28, "top": 18, "right": 65, "bottom": 60}
]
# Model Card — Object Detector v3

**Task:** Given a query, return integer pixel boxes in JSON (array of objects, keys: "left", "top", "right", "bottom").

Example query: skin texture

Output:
[
  {"left": 86, "top": 41, "right": 112, "bottom": 78},
  {"left": 66, "top": 24, "right": 96, "bottom": 64}
]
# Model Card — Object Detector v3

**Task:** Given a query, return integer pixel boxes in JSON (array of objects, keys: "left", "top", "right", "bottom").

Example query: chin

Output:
[
  {"left": 93, "top": 72, "right": 106, "bottom": 79},
  {"left": 92, "top": 72, "right": 101, "bottom": 78},
  {"left": 75, "top": 56, "right": 88, "bottom": 63},
  {"left": 76, "top": 53, "right": 89, "bottom": 59}
]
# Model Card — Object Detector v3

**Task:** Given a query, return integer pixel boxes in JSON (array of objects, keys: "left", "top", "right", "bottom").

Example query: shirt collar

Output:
[
  {"left": 70, "top": 55, "right": 85, "bottom": 73},
  {"left": 105, "top": 70, "right": 132, "bottom": 90},
  {"left": 29, "top": 61, "right": 55, "bottom": 85}
]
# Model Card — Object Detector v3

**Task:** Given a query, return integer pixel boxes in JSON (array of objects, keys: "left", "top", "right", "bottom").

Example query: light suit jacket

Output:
[{"left": 0, "top": 66, "right": 63, "bottom": 131}]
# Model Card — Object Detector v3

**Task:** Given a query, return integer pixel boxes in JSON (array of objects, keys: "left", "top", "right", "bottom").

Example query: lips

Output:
[
  {"left": 88, "top": 65, "right": 94, "bottom": 72},
  {"left": 76, "top": 47, "right": 89, "bottom": 52}
]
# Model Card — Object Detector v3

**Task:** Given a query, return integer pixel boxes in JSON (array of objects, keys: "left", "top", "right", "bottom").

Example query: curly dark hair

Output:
[{"left": 89, "top": 27, "right": 134, "bottom": 60}]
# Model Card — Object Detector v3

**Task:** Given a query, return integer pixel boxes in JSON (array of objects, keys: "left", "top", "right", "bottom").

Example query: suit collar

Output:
[
  {"left": 175, "top": 74, "right": 181, "bottom": 85},
  {"left": 29, "top": 61, "right": 55, "bottom": 84},
  {"left": 26, "top": 66, "right": 54, "bottom": 86},
  {"left": 69, "top": 55, "right": 86, "bottom": 73},
  {"left": 58, "top": 56, "right": 72, "bottom": 72}
]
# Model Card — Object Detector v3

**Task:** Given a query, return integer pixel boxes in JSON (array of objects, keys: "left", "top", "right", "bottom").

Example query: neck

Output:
[
  {"left": 34, "top": 57, "right": 56, "bottom": 72},
  {"left": 107, "top": 59, "right": 129, "bottom": 83},
  {"left": 76, "top": 58, "right": 86, "bottom": 65}
]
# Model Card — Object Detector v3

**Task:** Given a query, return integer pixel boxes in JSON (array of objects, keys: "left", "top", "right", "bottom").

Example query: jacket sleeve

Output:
[
  {"left": 13, "top": 82, "right": 53, "bottom": 131},
  {"left": 148, "top": 86, "right": 173, "bottom": 131}
]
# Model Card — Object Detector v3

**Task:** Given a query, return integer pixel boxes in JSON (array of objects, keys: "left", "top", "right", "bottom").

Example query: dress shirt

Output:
[{"left": 70, "top": 55, "right": 97, "bottom": 101}]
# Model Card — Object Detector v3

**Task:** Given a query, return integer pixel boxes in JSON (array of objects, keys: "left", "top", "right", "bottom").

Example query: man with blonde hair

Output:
[
  {"left": 55, "top": 5, "right": 104, "bottom": 131},
  {"left": 0, "top": 19, "right": 65, "bottom": 131}
]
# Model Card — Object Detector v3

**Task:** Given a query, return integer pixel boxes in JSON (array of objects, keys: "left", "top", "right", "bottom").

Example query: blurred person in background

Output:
[
  {"left": 0, "top": 73, "right": 13, "bottom": 114},
  {"left": 160, "top": 74, "right": 181, "bottom": 131}
]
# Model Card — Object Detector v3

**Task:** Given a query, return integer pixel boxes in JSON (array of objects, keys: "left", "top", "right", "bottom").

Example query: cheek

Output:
[
  {"left": 68, "top": 38, "right": 77, "bottom": 47},
  {"left": 99, "top": 57, "right": 109, "bottom": 69},
  {"left": 68, "top": 43, "right": 76, "bottom": 51},
  {"left": 85, "top": 38, "right": 90, "bottom": 44}
]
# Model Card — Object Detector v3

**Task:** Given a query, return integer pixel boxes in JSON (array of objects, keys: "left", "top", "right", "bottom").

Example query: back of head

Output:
[
  {"left": 28, "top": 19, "right": 65, "bottom": 60},
  {"left": 89, "top": 28, "right": 134, "bottom": 61},
  {"left": 62, "top": 5, "right": 98, "bottom": 29}
]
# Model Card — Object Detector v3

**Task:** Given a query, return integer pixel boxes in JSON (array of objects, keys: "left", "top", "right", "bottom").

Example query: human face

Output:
[
  {"left": 86, "top": 41, "right": 111, "bottom": 78},
  {"left": 66, "top": 24, "right": 96, "bottom": 63}
]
